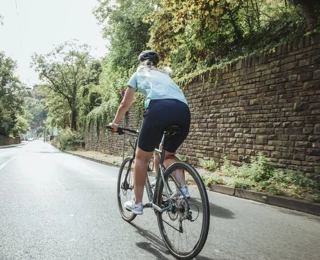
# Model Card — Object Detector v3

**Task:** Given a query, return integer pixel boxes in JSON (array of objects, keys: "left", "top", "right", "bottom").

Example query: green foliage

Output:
[
  {"left": 88, "top": 0, "right": 154, "bottom": 133},
  {"left": 23, "top": 89, "right": 48, "bottom": 129},
  {"left": 312, "top": 195, "right": 320, "bottom": 203},
  {"left": 51, "top": 128, "right": 84, "bottom": 151},
  {"left": 248, "top": 153, "right": 274, "bottom": 182},
  {"left": 271, "top": 170, "right": 320, "bottom": 190},
  {"left": 84, "top": 57, "right": 132, "bottom": 132},
  {"left": 220, "top": 156, "right": 242, "bottom": 177},
  {"left": 199, "top": 158, "right": 219, "bottom": 171},
  {"left": 176, "top": 153, "right": 189, "bottom": 163},
  {"left": 201, "top": 172, "right": 226, "bottom": 186},
  {"left": 31, "top": 41, "right": 102, "bottom": 131},
  {"left": 233, "top": 179, "right": 253, "bottom": 190},
  {"left": 206, "top": 153, "right": 320, "bottom": 200},
  {"left": 0, "top": 52, "right": 29, "bottom": 136},
  {"left": 145, "top": 0, "right": 318, "bottom": 82},
  {"left": 93, "top": 0, "right": 155, "bottom": 68},
  {"left": 86, "top": 98, "right": 118, "bottom": 133},
  {"left": 11, "top": 115, "right": 29, "bottom": 136},
  {"left": 220, "top": 153, "right": 274, "bottom": 181}
]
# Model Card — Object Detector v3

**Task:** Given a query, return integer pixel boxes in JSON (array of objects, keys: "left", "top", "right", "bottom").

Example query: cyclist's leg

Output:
[
  {"left": 154, "top": 142, "right": 185, "bottom": 185},
  {"left": 164, "top": 151, "right": 186, "bottom": 186},
  {"left": 133, "top": 147, "right": 153, "bottom": 203}
]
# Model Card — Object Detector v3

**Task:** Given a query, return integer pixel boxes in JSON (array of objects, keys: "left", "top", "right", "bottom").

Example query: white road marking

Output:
[{"left": 0, "top": 156, "right": 17, "bottom": 171}]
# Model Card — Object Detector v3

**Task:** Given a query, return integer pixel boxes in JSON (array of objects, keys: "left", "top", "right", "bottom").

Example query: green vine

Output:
[{"left": 86, "top": 98, "right": 118, "bottom": 134}]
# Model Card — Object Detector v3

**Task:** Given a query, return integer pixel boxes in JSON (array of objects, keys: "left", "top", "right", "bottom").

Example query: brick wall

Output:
[
  {"left": 85, "top": 34, "right": 320, "bottom": 176},
  {"left": 84, "top": 111, "right": 142, "bottom": 158},
  {"left": 0, "top": 136, "right": 20, "bottom": 145}
]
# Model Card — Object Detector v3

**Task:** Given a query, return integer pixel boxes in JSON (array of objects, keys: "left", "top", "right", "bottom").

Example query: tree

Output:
[
  {"left": 93, "top": 0, "right": 155, "bottom": 68},
  {"left": 83, "top": 0, "right": 156, "bottom": 130},
  {"left": 143, "top": 0, "right": 315, "bottom": 79},
  {"left": 292, "top": 0, "right": 320, "bottom": 31},
  {"left": 146, "top": 0, "right": 244, "bottom": 64},
  {"left": 31, "top": 41, "right": 102, "bottom": 131},
  {"left": 23, "top": 88, "right": 48, "bottom": 132},
  {"left": 0, "top": 52, "right": 27, "bottom": 136}
]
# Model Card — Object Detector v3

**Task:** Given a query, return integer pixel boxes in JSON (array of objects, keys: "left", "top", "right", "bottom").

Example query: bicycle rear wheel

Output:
[
  {"left": 117, "top": 157, "right": 136, "bottom": 222},
  {"left": 156, "top": 162, "right": 210, "bottom": 260}
]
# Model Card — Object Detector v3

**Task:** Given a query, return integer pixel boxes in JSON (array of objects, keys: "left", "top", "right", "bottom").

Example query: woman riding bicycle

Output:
[{"left": 109, "top": 50, "right": 191, "bottom": 215}]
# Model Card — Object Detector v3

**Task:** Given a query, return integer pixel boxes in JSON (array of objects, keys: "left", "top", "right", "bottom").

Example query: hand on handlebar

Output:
[{"left": 108, "top": 123, "right": 118, "bottom": 132}]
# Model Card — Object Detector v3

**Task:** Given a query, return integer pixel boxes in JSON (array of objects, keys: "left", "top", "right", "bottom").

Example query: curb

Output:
[
  {"left": 68, "top": 151, "right": 320, "bottom": 216},
  {"left": 0, "top": 142, "right": 26, "bottom": 149},
  {"left": 67, "top": 153, "right": 122, "bottom": 168},
  {"left": 208, "top": 184, "right": 320, "bottom": 216}
]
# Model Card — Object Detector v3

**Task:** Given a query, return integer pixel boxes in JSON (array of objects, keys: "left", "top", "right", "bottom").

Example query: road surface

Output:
[{"left": 0, "top": 140, "right": 319, "bottom": 259}]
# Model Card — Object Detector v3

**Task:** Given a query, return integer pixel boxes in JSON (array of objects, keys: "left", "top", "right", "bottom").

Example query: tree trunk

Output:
[
  {"left": 70, "top": 108, "right": 77, "bottom": 131},
  {"left": 70, "top": 84, "right": 78, "bottom": 131},
  {"left": 295, "top": 0, "right": 318, "bottom": 31}
]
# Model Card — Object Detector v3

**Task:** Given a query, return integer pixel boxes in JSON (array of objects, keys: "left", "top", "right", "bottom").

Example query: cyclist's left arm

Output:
[{"left": 109, "top": 86, "right": 135, "bottom": 131}]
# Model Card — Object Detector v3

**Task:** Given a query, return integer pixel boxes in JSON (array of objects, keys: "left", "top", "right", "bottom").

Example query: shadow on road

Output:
[
  {"left": 130, "top": 222, "right": 172, "bottom": 259},
  {"left": 209, "top": 202, "right": 235, "bottom": 219},
  {"left": 187, "top": 197, "right": 235, "bottom": 219},
  {"left": 277, "top": 208, "right": 320, "bottom": 222},
  {"left": 131, "top": 222, "right": 216, "bottom": 260}
]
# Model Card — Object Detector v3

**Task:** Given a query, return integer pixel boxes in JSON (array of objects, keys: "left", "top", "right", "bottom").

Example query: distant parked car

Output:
[{"left": 27, "top": 138, "right": 34, "bottom": 141}]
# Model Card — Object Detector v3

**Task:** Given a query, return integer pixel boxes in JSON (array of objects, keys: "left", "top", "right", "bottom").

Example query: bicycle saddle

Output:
[{"left": 163, "top": 125, "right": 182, "bottom": 136}]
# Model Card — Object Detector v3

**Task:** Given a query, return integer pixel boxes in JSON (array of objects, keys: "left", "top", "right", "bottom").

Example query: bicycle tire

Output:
[
  {"left": 117, "top": 157, "right": 136, "bottom": 222},
  {"left": 156, "top": 162, "right": 210, "bottom": 260}
]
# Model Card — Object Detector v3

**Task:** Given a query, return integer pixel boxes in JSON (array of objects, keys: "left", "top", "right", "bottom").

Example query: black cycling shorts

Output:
[{"left": 138, "top": 99, "right": 191, "bottom": 153}]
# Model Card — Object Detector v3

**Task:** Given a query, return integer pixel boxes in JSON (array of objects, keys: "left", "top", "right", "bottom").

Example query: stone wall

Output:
[
  {"left": 0, "top": 136, "right": 20, "bottom": 146},
  {"left": 85, "top": 34, "right": 320, "bottom": 176},
  {"left": 84, "top": 112, "right": 141, "bottom": 157}
]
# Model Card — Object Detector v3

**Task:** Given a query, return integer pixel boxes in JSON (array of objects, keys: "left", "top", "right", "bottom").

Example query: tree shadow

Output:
[
  {"left": 277, "top": 208, "right": 320, "bottom": 222},
  {"left": 189, "top": 197, "right": 235, "bottom": 219},
  {"left": 209, "top": 201, "right": 235, "bottom": 219},
  {"left": 130, "top": 222, "right": 172, "bottom": 260}
]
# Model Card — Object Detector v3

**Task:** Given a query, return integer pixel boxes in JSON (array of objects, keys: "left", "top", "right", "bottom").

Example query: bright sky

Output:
[{"left": 0, "top": 0, "right": 108, "bottom": 87}]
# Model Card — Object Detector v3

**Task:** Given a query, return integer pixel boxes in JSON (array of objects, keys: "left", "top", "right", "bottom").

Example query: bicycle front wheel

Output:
[
  {"left": 117, "top": 157, "right": 136, "bottom": 222},
  {"left": 156, "top": 162, "right": 210, "bottom": 260}
]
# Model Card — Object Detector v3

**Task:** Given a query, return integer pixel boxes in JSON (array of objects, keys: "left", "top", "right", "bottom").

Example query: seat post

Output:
[{"left": 159, "top": 125, "right": 181, "bottom": 170}]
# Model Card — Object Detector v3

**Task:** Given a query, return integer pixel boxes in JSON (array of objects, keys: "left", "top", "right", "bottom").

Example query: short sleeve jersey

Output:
[{"left": 127, "top": 69, "right": 188, "bottom": 109}]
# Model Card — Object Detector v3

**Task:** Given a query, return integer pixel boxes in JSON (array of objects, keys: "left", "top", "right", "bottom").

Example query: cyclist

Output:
[{"left": 109, "top": 50, "right": 191, "bottom": 215}]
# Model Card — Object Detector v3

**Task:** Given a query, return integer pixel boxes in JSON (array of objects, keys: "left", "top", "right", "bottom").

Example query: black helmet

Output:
[{"left": 138, "top": 50, "right": 159, "bottom": 65}]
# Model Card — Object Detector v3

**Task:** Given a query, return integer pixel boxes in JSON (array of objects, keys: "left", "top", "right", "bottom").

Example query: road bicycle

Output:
[{"left": 107, "top": 125, "right": 210, "bottom": 260}]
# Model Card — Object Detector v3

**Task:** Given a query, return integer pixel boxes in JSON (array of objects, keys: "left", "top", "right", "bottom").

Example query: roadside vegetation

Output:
[
  {"left": 199, "top": 154, "right": 320, "bottom": 202},
  {"left": 0, "top": 52, "right": 31, "bottom": 137}
]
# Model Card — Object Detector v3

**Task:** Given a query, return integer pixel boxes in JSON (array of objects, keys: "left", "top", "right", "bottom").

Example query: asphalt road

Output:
[{"left": 0, "top": 141, "right": 319, "bottom": 260}]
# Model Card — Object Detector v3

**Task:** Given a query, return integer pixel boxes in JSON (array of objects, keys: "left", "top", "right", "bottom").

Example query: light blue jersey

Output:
[{"left": 127, "top": 68, "right": 188, "bottom": 108}]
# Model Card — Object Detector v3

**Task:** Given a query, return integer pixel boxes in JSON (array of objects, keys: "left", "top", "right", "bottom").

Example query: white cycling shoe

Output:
[
  {"left": 171, "top": 185, "right": 191, "bottom": 199},
  {"left": 124, "top": 197, "right": 143, "bottom": 215}
]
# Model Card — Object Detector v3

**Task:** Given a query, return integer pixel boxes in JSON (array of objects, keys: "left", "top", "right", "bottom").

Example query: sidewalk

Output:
[
  {"left": 0, "top": 141, "right": 27, "bottom": 149},
  {"left": 67, "top": 149, "right": 320, "bottom": 216}
]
